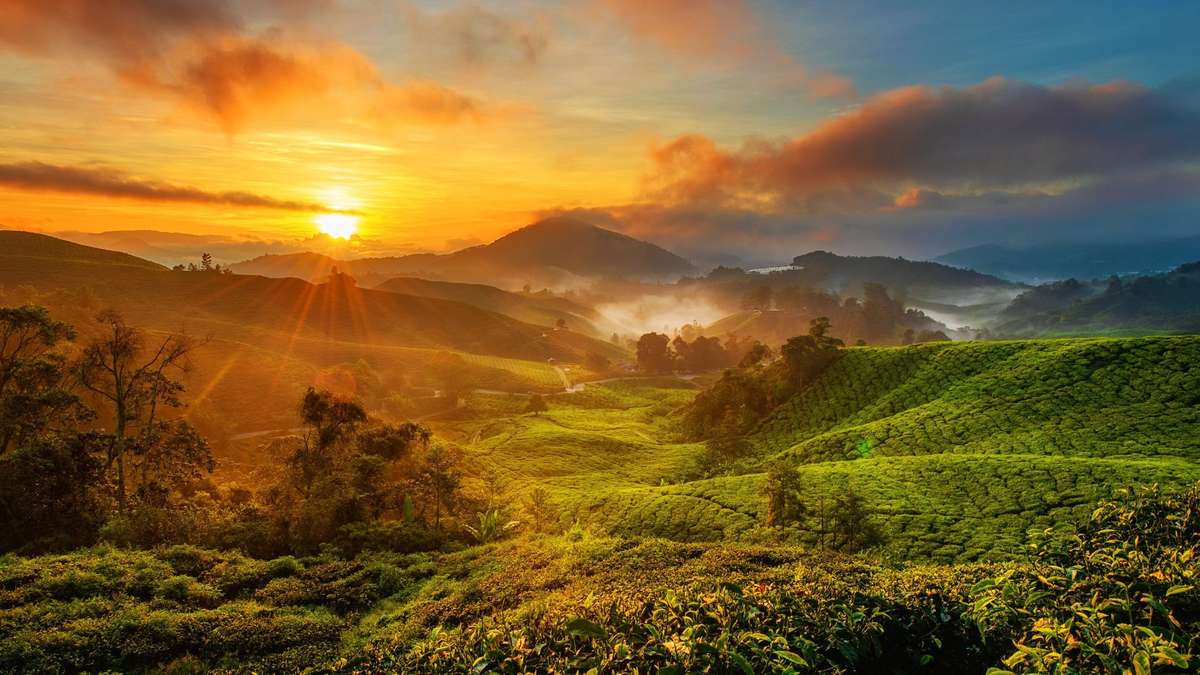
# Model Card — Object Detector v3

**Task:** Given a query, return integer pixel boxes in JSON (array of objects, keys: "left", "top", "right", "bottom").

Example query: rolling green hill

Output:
[{"left": 443, "top": 336, "right": 1200, "bottom": 562}]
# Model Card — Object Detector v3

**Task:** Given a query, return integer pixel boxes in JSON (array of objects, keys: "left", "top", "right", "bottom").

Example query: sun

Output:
[{"left": 315, "top": 213, "right": 359, "bottom": 239}]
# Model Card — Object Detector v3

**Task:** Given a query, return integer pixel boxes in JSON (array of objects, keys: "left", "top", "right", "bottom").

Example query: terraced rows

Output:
[
  {"left": 755, "top": 337, "right": 1200, "bottom": 463},
  {"left": 446, "top": 337, "right": 1200, "bottom": 562}
]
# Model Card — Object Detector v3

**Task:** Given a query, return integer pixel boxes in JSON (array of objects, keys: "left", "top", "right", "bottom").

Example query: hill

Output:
[
  {"left": 461, "top": 336, "right": 1200, "bottom": 562},
  {"left": 232, "top": 218, "right": 696, "bottom": 288},
  {"left": 993, "top": 261, "right": 1200, "bottom": 336},
  {"left": 373, "top": 276, "right": 607, "bottom": 335},
  {"left": 937, "top": 237, "right": 1200, "bottom": 283},
  {"left": 0, "top": 231, "right": 627, "bottom": 436},
  {"left": 0, "top": 230, "right": 166, "bottom": 271},
  {"left": 786, "top": 250, "right": 1022, "bottom": 302}
]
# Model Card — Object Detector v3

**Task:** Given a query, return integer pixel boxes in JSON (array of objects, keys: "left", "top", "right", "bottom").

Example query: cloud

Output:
[
  {"left": 398, "top": 2, "right": 550, "bottom": 71},
  {"left": 642, "top": 78, "right": 1200, "bottom": 214},
  {"left": 0, "top": 160, "right": 340, "bottom": 212},
  {"left": 596, "top": 0, "right": 854, "bottom": 100},
  {"left": 0, "top": 0, "right": 487, "bottom": 133},
  {"left": 160, "top": 35, "right": 484, "bottom": 133},
  {"left": 538, "top": 78, "right": 1200, "bottom": 263}
]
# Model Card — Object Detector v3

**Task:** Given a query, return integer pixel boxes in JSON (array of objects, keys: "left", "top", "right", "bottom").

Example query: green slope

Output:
[{"left": 450, "top": 336, "right": 1200, "bottom": 562}]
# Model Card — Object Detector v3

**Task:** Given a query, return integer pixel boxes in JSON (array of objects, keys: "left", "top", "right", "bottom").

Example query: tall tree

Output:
[
  {"left": 78, "top": 310, "right": 194, "bottom": 511},
  {"left": 291, "top": 388, "right": 368, "bottom": 496}
]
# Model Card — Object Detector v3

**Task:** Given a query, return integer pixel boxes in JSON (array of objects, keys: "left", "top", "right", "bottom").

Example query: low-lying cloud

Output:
[{"left": 0, "top": 160, "right": 338, "bottom": 212}]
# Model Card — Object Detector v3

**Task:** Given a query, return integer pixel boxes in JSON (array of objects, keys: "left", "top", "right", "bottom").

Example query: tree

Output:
[
  {"left": 0, "top": 306, "right": 89, "bottom": 454},
  {"left": 555, "top": 318, "right": 567, "bottom": 330},
  {"left": 290, "top": 388, "right": 367, "bottom": 496},
  {"left": 737, "top": 342, "right": 772, "bottom": 368},
  {"left": 200, "top": 252, "right": 214, "bottom": 272},
  {"left": 674, "top": 335, "right": 729, "bottom": 372},
  {"left": 414, "top": 444, "right": 463, "bottom": 529},
  {"left": 762, "top": 461, "right": 805, "bottom": 527},
  {"left": 780, "top": 318, "right": 844, "bottom": 387},
  {"left": 826, "top": 488, "right": 884, "bottom": 552},
  {"left": 78, "top": 310, "right": 195, "bottom": 512},
  {"left": 522, "top": 487, "right": 560, "bottom": 534},
  {"left": 636, "top": 332, "right": 674, "bottom": 374},
  {"left": 861, "top": 283, "right": 904, "bottom": 343},
  {"left": 525, "top": 394, "right": 549, "bottom": 416}
]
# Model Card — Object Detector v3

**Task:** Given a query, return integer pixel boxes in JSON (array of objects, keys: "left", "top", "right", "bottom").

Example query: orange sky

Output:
[{"left": 1, "top": 1, "right": 1197, "bottom": 263}]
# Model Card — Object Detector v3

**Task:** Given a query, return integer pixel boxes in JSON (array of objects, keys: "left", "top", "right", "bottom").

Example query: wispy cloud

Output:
[
  {"left": 597, "top": 0, "right": 855, "bottom": 100},
  {"left": 0, "top": 160, "right": 341, "bottom": 212}
]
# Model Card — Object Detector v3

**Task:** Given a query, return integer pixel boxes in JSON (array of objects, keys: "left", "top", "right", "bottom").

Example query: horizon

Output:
[{"left": 1, "top": 1, "right": 1197, "bottom": 265}]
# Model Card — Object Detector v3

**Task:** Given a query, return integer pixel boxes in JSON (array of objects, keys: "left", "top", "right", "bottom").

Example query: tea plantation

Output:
[{"left": 446, "top": 336, "right": 1200, "bottom": 562}]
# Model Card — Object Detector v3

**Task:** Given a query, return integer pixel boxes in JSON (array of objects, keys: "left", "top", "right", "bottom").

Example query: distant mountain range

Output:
[
  {"left": 232, "top": 217, "right": 696, "bottom": 288},
  {"left": 0, "top": 230, "right": 621, "bottom": 363},
  {"left": 936, "top": 237, "right": 1200, "bottom": 283}
]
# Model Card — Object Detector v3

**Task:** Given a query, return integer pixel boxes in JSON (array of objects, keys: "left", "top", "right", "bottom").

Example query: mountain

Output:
[
  {"left": 231, "top": 217, "right": 696, "bottom": 288},
  {"left": 937, "top": 237, "right": 1200, "bottom": 283},
  {"left": 0, "top": 231, "right": 629, "bottom": 433},
  {"left": 992, "top": 261, "right": 1200, "bottom": 336}
]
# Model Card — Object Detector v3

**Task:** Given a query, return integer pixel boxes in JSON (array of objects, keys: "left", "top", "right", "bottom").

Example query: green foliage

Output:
[
  {"left": 969, "top": 483, "right": 1200, "bottom": 673},
  {"left": 463, "top": 510, "right": 520, "bottom": 543}
]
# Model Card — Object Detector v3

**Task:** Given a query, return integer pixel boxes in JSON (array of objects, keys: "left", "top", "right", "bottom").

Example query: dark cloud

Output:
[
  {"left": 643, "top": 78, "right": 1200, "bottom": 213},
  {"left": 0, "top": 160, "right": 341, "bottom": 212}
]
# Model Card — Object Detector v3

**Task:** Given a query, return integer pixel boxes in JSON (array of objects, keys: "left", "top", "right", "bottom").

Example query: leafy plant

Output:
[{"left": 463, "top": 509, "right": 520, "bottom": 543}]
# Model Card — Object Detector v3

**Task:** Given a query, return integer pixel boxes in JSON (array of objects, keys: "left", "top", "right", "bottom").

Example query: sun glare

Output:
[{"left": 315, "top": 213, "right": 359, "bottom": 239}]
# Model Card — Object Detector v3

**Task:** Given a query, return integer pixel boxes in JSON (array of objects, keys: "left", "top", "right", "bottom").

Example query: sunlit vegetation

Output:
[
  {"left": 3, "top": 483, "right": 1196, "bottom": 672},
  {"left": 4, "top": 231, "right": 1200, "bottom": 672}
]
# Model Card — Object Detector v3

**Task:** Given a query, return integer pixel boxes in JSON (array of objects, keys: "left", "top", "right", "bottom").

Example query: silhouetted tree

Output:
[
  {"left": 636, "top": 332, "right": 674, "bottom": 374},
  {"left": 78, "top": 311, "right": 194, "bottom": 512},
  {"left": 525, "top": 393, "right": 548, "bottom": 415},
  {"left": 0, "top": 306, "right": 90, "bottom": 454}
]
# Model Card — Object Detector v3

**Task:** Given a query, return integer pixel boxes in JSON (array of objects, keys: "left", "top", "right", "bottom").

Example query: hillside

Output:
[
  {"left": 0, "top": 230, "right": 166, "bottom": 271},
  {"left": 458, "top": 337, "right": 1200, "bottom": 562},
  {"left": 992, "top": 261, "right": 1200, "bottom": 336},
  {"left": 786, "top": 250, "right": 1022, "bottom": 301},
  {"left": 374, "top": 276, "right": 607, "bottom": 335},
  {"left": 0, "top": 231, "right": 628, "bottom": 437},
  {"left": 938, "top": 237, "right": 1200, "bottom": 283},
  {"left": 232, "top": 217, "right": 695, "bottom": 288}
]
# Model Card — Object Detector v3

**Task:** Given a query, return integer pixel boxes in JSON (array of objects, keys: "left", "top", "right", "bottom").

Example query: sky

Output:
[{"left": 1, "top": 0, "right": 1198, "bottom": 266}]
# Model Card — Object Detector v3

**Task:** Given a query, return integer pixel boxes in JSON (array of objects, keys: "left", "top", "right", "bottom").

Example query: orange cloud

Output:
[
  {"left": 642, "top": 78, "right": 1200, "bottom": 214},
  {"left": 0, "top": 160, "right": 340, "bottom": 212},
  {"left": 0, "top": 0, "right": 487, "bottom": 134},
  {"left": 597, "top": 0, "right": 855, "bottom": 100}
]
